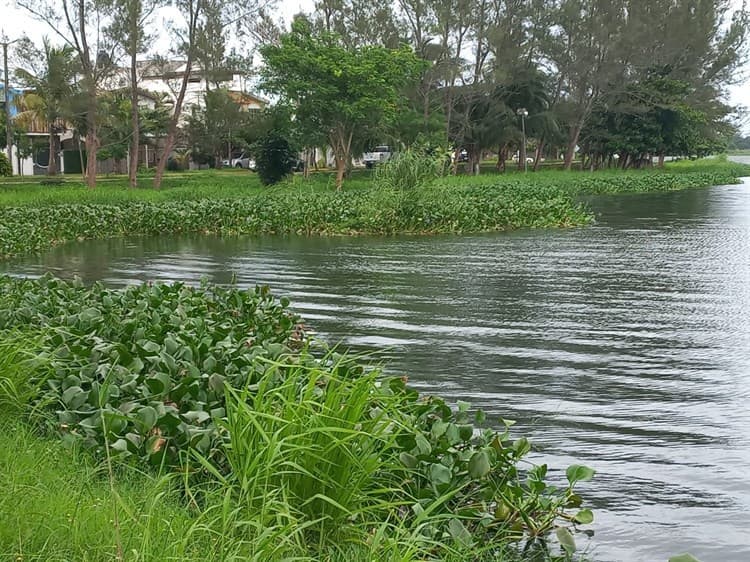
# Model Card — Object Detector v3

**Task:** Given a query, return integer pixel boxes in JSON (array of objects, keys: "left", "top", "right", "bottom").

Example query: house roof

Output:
[{"left": 227, "top": 90, "right": 270, "bottom": 107}]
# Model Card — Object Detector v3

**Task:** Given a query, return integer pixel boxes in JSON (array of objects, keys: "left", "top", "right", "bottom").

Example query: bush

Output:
[
  {"left": 253, "top": 131, "right": 296, "bottom": 186},
  {"left": 374, "top": 147, "right": 450, "bottom": 190},
  {"left": 0, "top": 153, "right": 11, "bottom": 177}
]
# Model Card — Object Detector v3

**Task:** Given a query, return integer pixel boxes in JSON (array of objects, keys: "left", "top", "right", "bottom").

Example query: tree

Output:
[
  {"left": 261, "top": 19, "right": 423, "bottom": 189},
  {"left": 103, "top": 0, "right": 163, "bottom": 187},
  {"left": 18, "top": 0, "right": 118, "bottom": 188},
  {"left": 14, "top": 41, "right": 78, "bottom": 176},
  {"left": 97, "top": 90, "right": 134, "bottom": 173},
  {"left": 185, "top": 89, "right": 245, "bottom": 167}
]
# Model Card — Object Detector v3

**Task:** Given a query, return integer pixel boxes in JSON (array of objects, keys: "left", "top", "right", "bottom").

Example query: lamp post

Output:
[
  {"left": 2, "top": 35, "right": 20, "bottom": 173},
  {"left": 516, "top": 107, "right": 529, "bottom": 173}
]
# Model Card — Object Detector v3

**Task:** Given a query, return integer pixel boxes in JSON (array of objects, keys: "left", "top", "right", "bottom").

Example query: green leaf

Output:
[
  {"left": 447, "top": 518, "right": 473, "bottom": 547},
  {"left": 573, "top": 509, "right": 594, "bottom": 524},
  {"left": 399, "top": 452, "right": 418, "bottom": 469},
  {"left": 556, "top": 527, "right": 576, "bottom": 554},
  {"left": 79, "top": 307, "right": 102, "bottom": 323},
  {"left": 208, "top": 373, "right": 225, "bottom": 393},
  {"left": 458, "top": 424, "right": 474, "bottom": 441},
  {"left": 145, "top": 372, "right": 171, "bottom": 395},
  {"left": 61, "top": 386, "right": 88, "bottom": 410},
  {"left": 429, "top": 463, "right": 452, "bottom": 486},
  {"left": 414, "top": 433, "right": 431, "bottom": 456},
  {"left": 140, "top": 341, "right": 161, "bottom": 354},
  {"left": 566, "top": 493, "right": 583, "bottom": 508},
  {"left": 468, "top": 450, "right": 492, "bottom": 479},
  {"left": 566, "top": 464, "right": 596, "bottom": 486},
  {"left": 183, "top": 410, "right": 210, "bottom": 424},
  {"left": 136, "top": 406, "right": 158, "bottom": 432},
  {"left": 111, "top": 438, "right": 130, "bottom": 453},
  {"left": 668, "top": 555, "right": 702, "bottom": 562},
  {"left": 431, "top": 420, "right": 448, "bottom": 439}
]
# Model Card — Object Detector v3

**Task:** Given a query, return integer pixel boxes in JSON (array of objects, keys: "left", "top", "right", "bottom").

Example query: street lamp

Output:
[
  {"left": 2, "top": 34, "right": 20, "bottom": 173},
  {"left": 516, "top": 108, "right": 529, "bottom": 173}
]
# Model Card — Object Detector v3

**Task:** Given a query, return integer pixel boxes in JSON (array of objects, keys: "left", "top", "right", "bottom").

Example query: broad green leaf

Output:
[
  {"left": 566, "top": 464, "right": 596, "bottom": 486},
  {"left": 414, "top": 433, "right": 431, "bottom": 456},
  {"left": 61, "top": 386, "right": 88, "bottom": 410},
  {"left": 399, "top": 452, "right": 418, "bottom": 469},
  {"left": 556, "top": 527, "right": 576, "bottom": 554},
  {"left": 573, "top": 509, "right": 594, "bottom": 524},
  {"left": 183, "top": 410, "right": 210, "bottom": 424},
  {"left": 429, "top": 463, "right": 452, "bottom": 486},
  {"left": 447, "top": 518, "right": 473, "bottom": 547},
  {"left": 136, "top": 406, "right": 158, "bottom": 432},
  {"left": 145, "top": 372, "right": 171, "bottom": 395},
  {"left": 468, "top": 450, "right": 492, "bottom": 479}
]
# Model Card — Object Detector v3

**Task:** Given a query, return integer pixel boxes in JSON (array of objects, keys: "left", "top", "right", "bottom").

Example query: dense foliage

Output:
[
  {"left": 261, "top": 18, "right": 425, "bottom": 189},
  {"left": 374, "top": 147, "right": 451, "bottom": 190},
  {"left": 2, "top": 161, "right": 749, "bottom": 260},
  {"left": 0, "top": 154, "right": 11, "bottom": 177},
  {"left": 0, "top": 184, "right": 590, "bottom": 259},
  {"left": 0, "top": 275, "right": 595, "bottom": 559},
  {"left": 253, "top": 130, "right": 297, "bottom": 185}
]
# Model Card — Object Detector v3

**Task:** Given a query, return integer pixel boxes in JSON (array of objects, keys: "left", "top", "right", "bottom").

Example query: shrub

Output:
[
  {"left": 374, "top": 147, "right": 450, "bottom": 191},
  {"left": 0, "top": 153, "right": 11, "bottom": 177},
  {"left": 253, "top": 131, "right": 296, "bottom": 186}
]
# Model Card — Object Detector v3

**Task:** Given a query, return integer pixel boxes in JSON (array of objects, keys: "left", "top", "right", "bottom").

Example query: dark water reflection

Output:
[{"left": 3, "top": 179, "right": 750, "bottom": 561}]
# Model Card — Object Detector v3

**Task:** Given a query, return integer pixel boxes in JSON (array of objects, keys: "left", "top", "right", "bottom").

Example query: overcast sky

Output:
[{"left": 2, "top": 0, "right": 748, "bottom": 130}]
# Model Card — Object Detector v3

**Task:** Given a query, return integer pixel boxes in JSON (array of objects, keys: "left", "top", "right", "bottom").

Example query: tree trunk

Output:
[
  {"left": 84, "top": 84, "right": 98, "bottom": 188},
  {"left": 154, "top": 5, "right": 200, "bottom": 189},
  {"left": 334, "top": 155, "right": 345, "bottom": 190},
  {"left": 329, "top": 128, "right": 352, "bottom": 190},
  {"left": 533, "top": 139, "right": 546, "bottom": 172},
  {"left": 47, "top": 132, "right": 57, "bottom": 176},
  {"left": 563, "top": 122, "right": 583, "bottom": 171},
  {"left": 658, "top": 152, "right": 665, "bottom": 168},
  {"left": 85, "top": 130, "right": 98, "bottom": 188},
  {"left": 154, "top": 66, "right": 194, "bottom": 188},
  {"left": 128, "top": 47, "right": 139, "bottom": 188}
]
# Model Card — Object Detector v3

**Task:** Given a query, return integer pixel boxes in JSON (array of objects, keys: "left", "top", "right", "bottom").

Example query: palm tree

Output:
[
  {"left": 496, "top": 66, "right": 558, "bottom": 170},
  {"left": 14, "top": 40, "right": 78, "bottom": 176}
]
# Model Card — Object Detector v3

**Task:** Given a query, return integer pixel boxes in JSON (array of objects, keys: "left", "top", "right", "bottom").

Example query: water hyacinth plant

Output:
[{"left": 0, "top": 275, "right": 595, "bottom": 560}]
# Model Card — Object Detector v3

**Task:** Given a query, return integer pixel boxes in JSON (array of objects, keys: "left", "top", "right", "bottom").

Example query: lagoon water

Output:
[{"left": 3, "top": 176, "right": 750, "bottom": 561}]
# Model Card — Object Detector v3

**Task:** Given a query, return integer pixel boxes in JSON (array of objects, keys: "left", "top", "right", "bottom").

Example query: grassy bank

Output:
[{"left": 0, "top": 276, "right": 594, "bottom": 561}]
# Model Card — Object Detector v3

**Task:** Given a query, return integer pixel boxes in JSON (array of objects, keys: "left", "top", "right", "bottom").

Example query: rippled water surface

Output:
[{"left": 4, "top": 178, "right": 750, "bottom": 561}]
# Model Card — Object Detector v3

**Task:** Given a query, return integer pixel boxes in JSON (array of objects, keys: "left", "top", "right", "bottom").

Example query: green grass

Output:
[
  {"left": 0, "top": 169, "right": 371, "bottom": 207},
  {"left": 0, "top": 419, "right": 565, "bottom": 562}
]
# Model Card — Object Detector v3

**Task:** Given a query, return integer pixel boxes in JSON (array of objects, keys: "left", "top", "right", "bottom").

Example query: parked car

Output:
[
  {"left": 222, "top": 152, "right": 256, "bottom": 170},
  {"left": 363, "top": 145, "right": 392, "bottom": 169}
]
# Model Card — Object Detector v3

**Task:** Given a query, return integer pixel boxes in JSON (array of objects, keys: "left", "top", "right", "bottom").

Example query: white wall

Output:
[{"left": 9, "top": 146, "right": 34, "bottom": 176}]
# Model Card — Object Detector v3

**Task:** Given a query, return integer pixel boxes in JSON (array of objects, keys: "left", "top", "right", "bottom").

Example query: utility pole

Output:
[{"left": 2, "top": 35, "right": 19, "bottom": 173}]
